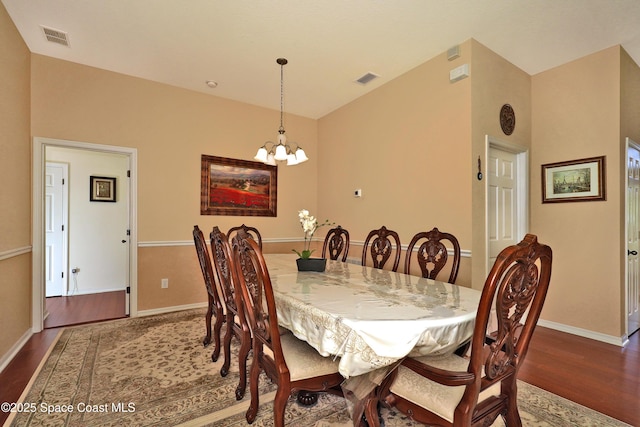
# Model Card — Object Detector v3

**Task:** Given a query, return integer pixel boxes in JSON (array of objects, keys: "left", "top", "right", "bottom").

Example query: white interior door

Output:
[
  {"left": 626, "top": 139, "right": 640, "bottom": 336},
  {"left": 488, "top": 147, "right": 519, "bottom": 266},
  {"left": 45, "top": 162, "right": 68, "bottom": 297}
]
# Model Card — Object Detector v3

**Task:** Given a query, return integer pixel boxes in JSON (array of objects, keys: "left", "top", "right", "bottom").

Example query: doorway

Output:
[
  {"left": 32, "top": 137, "right": 138, "bottom": 333},
  {"left": 486, "top": 136, "right": 529, "bottom": 273},
  {"left": 626, "top": 138, "right": 640, "bottom": 337},
  {"left": 45, "top": 162, "right": 68, "bottom": 297}
]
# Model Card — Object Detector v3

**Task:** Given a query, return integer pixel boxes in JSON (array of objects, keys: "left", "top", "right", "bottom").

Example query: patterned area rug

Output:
[{"left": 5, "top": 309, "right": 630, "bottom": 427}]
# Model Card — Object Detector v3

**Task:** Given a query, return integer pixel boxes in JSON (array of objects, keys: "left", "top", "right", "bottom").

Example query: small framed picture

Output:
[
  {"left": 90, "top": 176, "right": 117, "bottom": 202},
  {"left": 541, "top": 156, "right": 606, "bottom": 203}
]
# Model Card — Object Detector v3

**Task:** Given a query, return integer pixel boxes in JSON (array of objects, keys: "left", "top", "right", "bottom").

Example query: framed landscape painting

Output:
[
  {"left": 200, "top": 155, "right": 277, "bottom": 216},
  {"left": 541, "top": 156, "right": 606, "bottom": 203}
]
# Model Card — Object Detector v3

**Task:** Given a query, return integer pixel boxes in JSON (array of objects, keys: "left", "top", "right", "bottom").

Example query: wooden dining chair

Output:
[
  {"left": 209, "top": 226, "right": 252, "bottom": 400},
  {"left": 365, "top": 234, "right": 552, "bottom": 427},
  {"left": 230, "top": 230, "right": 344, "bottom": 427},
  {"left": 322, "top": 225, "right": 350, "bottom": 262},
  {"left": 227, "top": 224, "right": 262, "bottom": 249},
  {"left": 192, "top": 225, "right": 224, "bottom": 361},
  {"left": 362, "top": 226, "right": 402, "bottom": 271},
  {"left": 404, "top": 227, "right": 461, "bottom": 283}
]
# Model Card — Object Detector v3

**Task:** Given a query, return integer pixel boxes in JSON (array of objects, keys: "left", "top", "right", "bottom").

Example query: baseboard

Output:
[
  {"left": 0, "top": 328, "right": 33, "bottom": 374},
  {"left": 136, "top": 302, "right": 208, "bottom": 317},
  {"left": 538, "top": 319, "right": 626, "bottom": 347}
]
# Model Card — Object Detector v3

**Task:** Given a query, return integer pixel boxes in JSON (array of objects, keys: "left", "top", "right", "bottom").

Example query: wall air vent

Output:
[
  {"left": 41, "top": 26, "right": 70, "bottom": 47},
  {"left": 355, "top": 72, "right": 379, "bottom": 85}
]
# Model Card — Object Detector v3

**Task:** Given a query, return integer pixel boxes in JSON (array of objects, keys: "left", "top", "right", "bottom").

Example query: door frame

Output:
[
  {"left": 625, "top": 137, "right": 639, "bottom": 341},
  {"left": 484, "top": 135, "right": 529, "bottom": 277},
  {"left": 32, "top": 137, "right": 138, "bottom": 333}
]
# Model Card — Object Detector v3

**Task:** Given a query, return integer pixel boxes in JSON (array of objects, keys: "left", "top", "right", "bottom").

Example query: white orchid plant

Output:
[{"left": 293, "top": 209, "right": 333, "bottom": 259}]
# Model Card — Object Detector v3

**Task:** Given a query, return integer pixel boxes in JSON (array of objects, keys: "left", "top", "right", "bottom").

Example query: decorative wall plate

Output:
[{"left": 500, "top": 104, "right": 515, "bottom": 135}]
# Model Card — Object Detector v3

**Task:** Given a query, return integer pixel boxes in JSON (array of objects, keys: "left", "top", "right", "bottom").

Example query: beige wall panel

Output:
[
  {"left": 0, "top": 3, "right": 32, "bottom": 361},
  {"left": 469, "top": 39, "right": 532, "bottom": 289},
  {"left": 138, "top": 246, "right": 207, "bottom": 311},
  {"left": 0, "top": 4, "right": 31, "bottom": 252},
  {"left": 30, "top": 55, "right": 319, "bottom": 243},
  {"left": 0, "top": 254, "right": 32, "bottom": 357},
  {"left": 532, "top": 47, "right": 622, "bottom": 337},
  {"left": 317, "top": 42, "right": 472, "bottom": 250}
]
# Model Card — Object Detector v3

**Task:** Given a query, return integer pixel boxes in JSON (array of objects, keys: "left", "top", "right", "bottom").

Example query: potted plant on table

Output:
[{"left": 293, "top": 209, "right": 333, "bottom": 272}]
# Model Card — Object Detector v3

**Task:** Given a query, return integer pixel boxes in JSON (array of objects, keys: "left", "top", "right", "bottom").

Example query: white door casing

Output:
[
  {"left": 626, "top": 138, "right": 640, "bottom": 337},
  {"left": 45, "top": 163, "right": 68, "bottom": 297},
  {"left": 32, "top": 137, "right": 138, "bottom": 333},
  {"left": 486, "top": 136, "right": 529, "bottom": 272}
]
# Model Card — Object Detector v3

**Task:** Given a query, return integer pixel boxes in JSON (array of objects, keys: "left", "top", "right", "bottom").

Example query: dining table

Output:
[{"left": 263, "top": 253, "right": 482, "bottom": 423}]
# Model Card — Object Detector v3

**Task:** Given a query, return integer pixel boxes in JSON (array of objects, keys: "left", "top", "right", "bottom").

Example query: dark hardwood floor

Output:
[
  {"left": 1, "top": 293, "right": 638, "bottom": 425},
  {"left": 44, "top": 290, "right": 127, "bottom": 328},
  {"left": 0, "top": 291, "right": 126, "bottom": 425}
]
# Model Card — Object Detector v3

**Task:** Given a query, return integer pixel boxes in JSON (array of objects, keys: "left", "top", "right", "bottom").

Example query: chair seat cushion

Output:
[
  {"left": 280, "top": 333, "right": 340, "bottom": 381},
  {"left": 389, "top": 354, "right": 500, "bottom": 423}
]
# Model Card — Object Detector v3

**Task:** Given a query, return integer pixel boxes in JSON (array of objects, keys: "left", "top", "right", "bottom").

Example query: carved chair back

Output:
[
  {"left": 362, "top": 226, "right": 402, "bottom": 271},
  {"left": 404, "top": 227, "right": 461, "bottom": 283},
  {"left": 192, "top": 225, "right": 224, "bottom": 357},
  {"left": 227, "top": 224, "right": 262, "bottom": 249},
  {"left": 322, "top": 225, "right": 350, "bottom": 262},
  {"left": 210, "top": 226, "right": 252, "bottom": 400}
]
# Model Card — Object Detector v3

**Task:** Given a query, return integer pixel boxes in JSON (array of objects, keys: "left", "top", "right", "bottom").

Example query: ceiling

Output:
[{"left": 3, "top": 0, "right": 640, "bottom": 119}]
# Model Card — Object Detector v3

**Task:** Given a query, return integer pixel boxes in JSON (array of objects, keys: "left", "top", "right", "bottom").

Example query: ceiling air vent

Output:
[
  {"left": 355, "top": 72, "right": 379, "bottom": 85},
  {"left": 41, "top": 26, "right": 70, "bottom": 47}
]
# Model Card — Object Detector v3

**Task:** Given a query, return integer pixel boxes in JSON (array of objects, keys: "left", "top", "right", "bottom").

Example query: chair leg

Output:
[
  {"left": 220, "top": 314, "right": 233, "bottom": 377},
  {"left": 245, "top": 352, "right": 262, "bottom": 424},
  {"left": 363, "top": 394, "right": 381, "bottom": 427},
  {"left": 211, "top": 306, "right": 224, "bottom": 362},
  {"left": 235, "top": 330, "right": 251, "bottom": 400},
  {"left": 502, "top": 380, "right": 522, "bottom": 427},
  {"left": 273, "top": 386, "right": 291, "bottom": 427},
  {"left": 203, "top": 296, "right": 213, "bottom": 347}
]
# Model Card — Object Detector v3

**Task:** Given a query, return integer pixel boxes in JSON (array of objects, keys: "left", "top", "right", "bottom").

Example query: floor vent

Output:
[
  {"left": 41, "top": 26, "right": 70, "bottom": 47},
  {"left": 355, "top": 72, "right": 379, "bottom": 85}
]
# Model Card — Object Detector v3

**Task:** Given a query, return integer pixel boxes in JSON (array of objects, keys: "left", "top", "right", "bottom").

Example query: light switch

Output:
[{"left": 354, "top": 189, "right": 362, "bottom": 198}]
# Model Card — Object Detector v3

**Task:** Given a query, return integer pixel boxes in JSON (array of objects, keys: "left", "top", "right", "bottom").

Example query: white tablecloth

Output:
[{"left": 265, "top": 254, "right": 481, "bottom": 378}]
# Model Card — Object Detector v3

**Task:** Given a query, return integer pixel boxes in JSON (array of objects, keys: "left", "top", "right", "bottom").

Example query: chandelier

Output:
[{"left": 254, "top": 58, "right": 308, "bottom": 166}]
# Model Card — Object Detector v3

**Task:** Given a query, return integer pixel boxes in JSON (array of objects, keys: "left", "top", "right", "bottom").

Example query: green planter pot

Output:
[{"left": 296, "top": 258, "right": 327, "bottom": 272}]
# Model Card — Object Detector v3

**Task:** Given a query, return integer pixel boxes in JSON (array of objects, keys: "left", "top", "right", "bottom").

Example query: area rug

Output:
[{"left": 5, "top": 309, "right": 630, "bottom": 427}]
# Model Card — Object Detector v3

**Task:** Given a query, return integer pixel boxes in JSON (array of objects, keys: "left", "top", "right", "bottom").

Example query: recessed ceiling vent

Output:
[
  {"left": 355, "top": 72, "right": 379, "bottom": 85},
  {"left": 41, "top": 26, "right": 70, "bottom": 47}
]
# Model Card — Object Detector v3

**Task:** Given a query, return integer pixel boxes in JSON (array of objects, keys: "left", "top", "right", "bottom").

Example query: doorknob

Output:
[
  {"left": 628, "top": 250, "right": 638, "bottom": 256},
  {"left": 122, "top": 240, "right": 127, "bottom": 243}
]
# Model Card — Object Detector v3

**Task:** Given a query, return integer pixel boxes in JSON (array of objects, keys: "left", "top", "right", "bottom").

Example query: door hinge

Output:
[
  {"left": 126, "top": 286, "right": 131, "bottom": 294},
  {"left": 62, "top": 224, "right": 64, "bottom": 231},
  {"left": 126, "top": 229, "right": 130, "bottom": 236},
  {"left": 62, "top": 178, "right": 65, "bottom": 185},
  {"left": 127, "top": 170, "right": 131, "bottom": 178},
  {"left": 61, "top": 272, "right": 64, "bottom": 278}
]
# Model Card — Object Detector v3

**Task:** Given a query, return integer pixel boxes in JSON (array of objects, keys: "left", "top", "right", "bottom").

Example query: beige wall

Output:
[
  {"left": 30, "top": 55, "right": 319, "bottom": 311},
  {"left": 0, "top": 3, "right": 32, "bottom": 359},
  {"left": 531, "top": 46, "right": 623, "bottom": 337},
  {"left": 317, "top": 40, "right": 474, "bottom": 285},
  {"left": 470, "top": 40, "right": 532, "bottom": 288}
]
